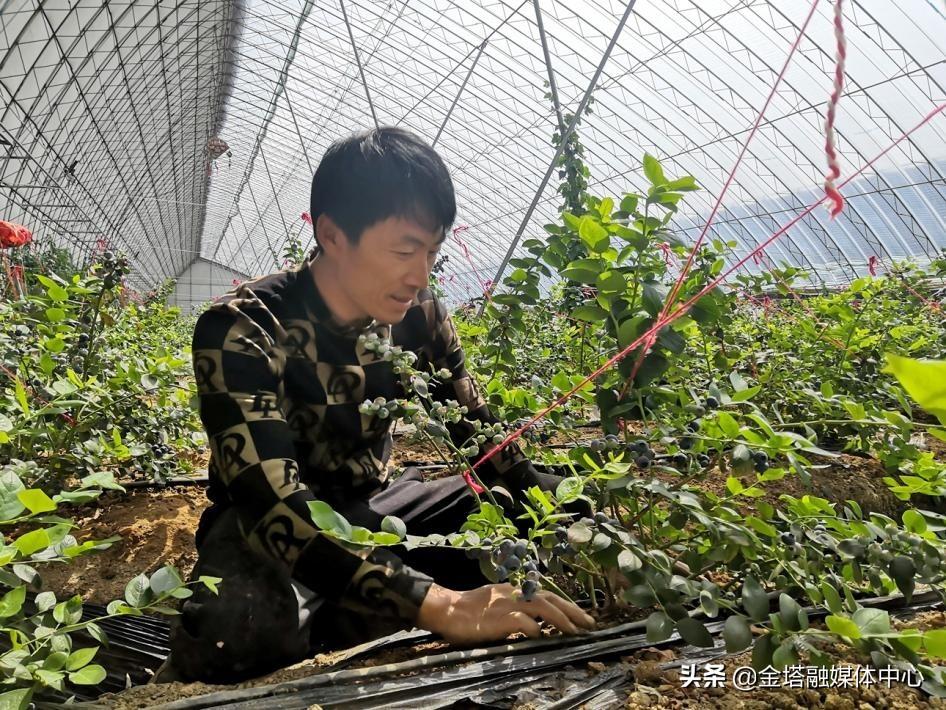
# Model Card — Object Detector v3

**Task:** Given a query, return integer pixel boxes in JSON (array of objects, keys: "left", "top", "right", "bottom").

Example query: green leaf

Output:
[
  {"left": 825, "top": 614, "right": 861, "bottom": 639},
  {"left": 717, "top": 412, "right": 741, "bottom": 438},
  {"left": 645, "top": 610, "right": 674, "bottom": 642},
  {"left": 741, "top": 576, "right": 769, "bottom": 621},
  {"left": 149, "top": 566, "right": 184, "bottom": 596},
  {"left": 641, "top": 282, "right": 666, "bottom": 317},
  {"left": 308, "top": 500, "right": 353, "bottom": 537},
  {"left": 778, "top": 594, "right": 802, "bottom": 632},
  {"left": 44, "top": 307, "right": 67, "bottom": 323},
  {"left": 43, "top": 338, "right": 66, "bottom": 354},
  {"left": 567, "top": 522, "right": 593, "bottom": 547},
  {"left": 124, "top": 573, "right": 153, "bottom": 608},
  {"left": 772, "top": 639, "right": 798, "bottom": 669},
  {"left": 65, "top": 646, "right": 98, "bottom": 672},
  {"left": 642, "top": 153, "right": 666, "bottom": 186},
  {"left": 617, "top": 548, "right": 642, "bottom": 574},
  {"left": 723, "top": 615, "right": 752, "bottom": 652},
  {"left": 620, "top": 194, "right": 639, "bottom": 213},
  {"left": 47, "top": 284, "right": 69, "bottom": 301},
  {"left": 820, "top": 582, "right": 842, "bottom": 613},
  {"left": 902, "top": 509, "right": 927, "bottom": 534},
  {"left": 67, "top": 664, "right": 107, "bottom": 685},
  {"left": 889, "top": 556, "right": 916, "bottom": 603},
  {"left": 53, "top": 596, "right": 83, "bottom": 625},
  {"left": 0, "top": 586, "right": 25, "bottom": 618},
  {"left": 852, "top": 607, "right": 890, "bottom": 636},
  {"left": 0, "top": 470, "right": 26, "bottom": 521},
  {"left": 0, "top": 688, "right": 33, "bottom": 710},
  {"left": 17, "top": 489, "right": 57, "bottom": 515},
  {"left": 883, "top": 354, "right": 946, "bottom": 424},
  {"left": 35, "top": 591, "right": 56, "bottom": 612},
  {"left": 750, "top": 633, "right": 775, "bottom": 671},
  {"left": 381, "top": 516, "right": 407, "bottom": 540},
  {"left": 199, "top": 576, "right": 221, "bottom": 594},
  {"left": 578, "top": 217, "right": 609, "bottom": 251},
  {"left": 924, "top": 629, "right": 946, "bottom": 658},
  {"left": 570, "top": 305, "right": 608, "bottom": 323},
  {"left": 13, "top": 528, "right": 50, "bottom": 556},
  {"left": 676, "top": 617, "right": 714, "bottom": 647},
  {"left": 43, "top": 651, "right": 68, "bottom": 672}
]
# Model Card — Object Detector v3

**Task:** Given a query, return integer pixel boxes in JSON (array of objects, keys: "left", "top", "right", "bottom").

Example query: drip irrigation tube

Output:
[{"left": 65, "top": 588, "right": 943, "bottom": 709}]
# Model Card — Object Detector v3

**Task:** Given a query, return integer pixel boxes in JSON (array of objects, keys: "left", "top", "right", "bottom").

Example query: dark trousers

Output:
[{"left": 168, "top": 469, "right": 487, "bottom": 683}]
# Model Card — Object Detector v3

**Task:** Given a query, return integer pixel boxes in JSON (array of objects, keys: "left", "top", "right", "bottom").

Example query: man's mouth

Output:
[{"left": 390, "top": 295, "right": 413, "bottom": 307}]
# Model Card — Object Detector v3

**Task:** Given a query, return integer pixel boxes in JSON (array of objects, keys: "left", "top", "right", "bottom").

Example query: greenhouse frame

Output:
[{"left": 1, "top": 0, "right": 946, "bottom": 707}]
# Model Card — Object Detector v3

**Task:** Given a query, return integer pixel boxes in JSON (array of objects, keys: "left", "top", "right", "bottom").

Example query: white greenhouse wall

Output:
[{"left": 169, "top": 258, "right": 250, "bottom": 313}]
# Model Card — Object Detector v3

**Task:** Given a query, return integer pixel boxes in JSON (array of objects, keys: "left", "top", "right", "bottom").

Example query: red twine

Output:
[
  {"left": 868, "top": 255, "right": 878, "bottom": 276},
  {"left": 823, "top": 0, "right": 847, "bottom": 218},
  {"left": 301, "top": 211, "right": 312, "bottom": 225}
]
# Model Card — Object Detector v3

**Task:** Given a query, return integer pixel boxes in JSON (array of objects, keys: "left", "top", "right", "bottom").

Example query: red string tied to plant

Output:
[
  {"left": 462, "top": 470, "right": 485, "bottom": 494},
  {"left": 657, "top": 241, "right": 674, "bottom": 266},
  {"left": 301, "top": 211, "right": 312, "bottom": 225},
  {"left": 823, "top": 0, "right": 847, "bottom": 218},
  {"left": 868, "top": 255, "right": 878, "bottom": 276}
]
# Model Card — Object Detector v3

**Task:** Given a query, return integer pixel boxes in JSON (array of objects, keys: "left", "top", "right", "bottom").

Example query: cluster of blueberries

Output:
[
  {"left": 151, "top": 442, "right": 173, "bottom": 458},
  {"left": 99, "top": 251, "right": 130, "bottom": 290},
  {"left": 466, "top": 537, "right": 542, "bottom": 600},
  {"left": 584, "top": 436, "right": 711, "bottom": 470}
]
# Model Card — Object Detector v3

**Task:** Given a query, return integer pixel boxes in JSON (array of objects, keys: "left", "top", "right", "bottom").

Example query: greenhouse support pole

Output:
[
  {"left": 480, "top": 0, "right": 639, "bottom": 316},
  {"left": 433, "top": 41, "right": 487, "bottom": 147},
  {"left": 340, "top": 0, "right": 379, "bottom": 130},
  {"left": 533, "top": 0, "right": 566, "bottom": 137}
]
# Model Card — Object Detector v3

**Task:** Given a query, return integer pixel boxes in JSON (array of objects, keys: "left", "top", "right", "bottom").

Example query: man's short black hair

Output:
[{"left": 310, "top": 127, "right": 456, "bottom": 246}]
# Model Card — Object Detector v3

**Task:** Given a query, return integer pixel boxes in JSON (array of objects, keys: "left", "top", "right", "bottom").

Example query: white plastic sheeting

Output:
[{"left": 2, "top": 1, "right": 945, "bottom": 301}]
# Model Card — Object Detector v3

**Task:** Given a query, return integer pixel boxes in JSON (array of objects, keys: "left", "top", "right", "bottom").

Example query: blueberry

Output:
[
  {"left": 496, "top": 567, "right": 509, "bottom": 582},
  {"left": 523, "top": 560, "right": 537, "bottom": 573},
  {"left": 513, "top": 541, "right": 528, "bottom": 558},
  {"left": 554, "top": 526, "right": 568, "bottom": 542},
  {"left": 705, "top": 396, "right": 719, "bottom": 409},
  {"left": 503, "top": 555, "right": 522, "bottom": 571},
  {"left": 697, "top": 454, "right": 710, "bottom": 467},
  {"left": 687, "top": 420, "right": 701, "bottom": 432},
  {"left": 635, "top": 456, "right": 651, "bottom": 469},
  {"left": 521, "top": 580, "right": 538, "bottom": 601},
  {"left": 673, "top": 453, "right": 688, "bottom": 468},
  {"left": 780, "top": 532, "right": 795, "bottom": 545},
  {"left": 499, "top": 539, "right": 514, "bottom": 557},
  {"left": 680, "top": 437, "right": 694, "bottom": 450},
  {"left": 594, "top": 512, "right": 609, "bottom": 524}
]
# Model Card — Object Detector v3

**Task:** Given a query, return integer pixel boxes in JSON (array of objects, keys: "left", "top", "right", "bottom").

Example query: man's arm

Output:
[{"left": 193, "top": 303, "right": 432, "bottom": 623}]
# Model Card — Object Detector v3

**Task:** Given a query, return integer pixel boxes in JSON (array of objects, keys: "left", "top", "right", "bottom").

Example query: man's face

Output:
[{"left": 330, "top": 216, "right": 444, "bottom": 324}]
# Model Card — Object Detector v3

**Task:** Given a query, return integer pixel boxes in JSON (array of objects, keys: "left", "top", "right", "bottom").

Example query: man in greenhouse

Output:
[{"left": 158, "top": 127, "right": 595, "bottom": 683}]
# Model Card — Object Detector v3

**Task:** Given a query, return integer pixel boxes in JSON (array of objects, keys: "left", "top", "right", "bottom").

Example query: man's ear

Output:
[{"left": 315, "top": 214, "right": 346, "bottom": 256}]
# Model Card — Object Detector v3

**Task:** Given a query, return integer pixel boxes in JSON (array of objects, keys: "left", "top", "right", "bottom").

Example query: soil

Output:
[{"left": 40, "top": 487, "right": 206, "bottom": 605}]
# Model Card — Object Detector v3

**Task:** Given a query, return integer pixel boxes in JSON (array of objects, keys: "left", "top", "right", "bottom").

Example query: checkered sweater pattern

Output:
[{"left": 191, "top": 263, "right": 531, "bottom": 624}]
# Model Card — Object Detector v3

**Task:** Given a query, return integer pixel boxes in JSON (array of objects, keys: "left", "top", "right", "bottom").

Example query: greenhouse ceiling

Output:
[{"left": 1, "top": 0, "right": 945, "bottom": 300}]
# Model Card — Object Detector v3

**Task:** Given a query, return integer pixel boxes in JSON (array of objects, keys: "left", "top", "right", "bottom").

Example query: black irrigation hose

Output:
[{"left": 70, "top": 589, "right": 940, "bottom": 710}]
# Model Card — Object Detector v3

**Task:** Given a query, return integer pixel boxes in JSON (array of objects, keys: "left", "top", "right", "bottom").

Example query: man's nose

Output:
[{"left": 405, "top": 254, "right": 429, "bottom": 289}]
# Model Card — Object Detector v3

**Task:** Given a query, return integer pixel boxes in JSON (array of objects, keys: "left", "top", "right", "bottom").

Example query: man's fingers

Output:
[
  {"left": 539, "top": 592, "right": 596, "bottom": 630},
  {"left": 505, "top": 610, "right": 542, "bottom": 639},
  {"left": 519, "top": 596, "right": 580, "bottom": 635}
]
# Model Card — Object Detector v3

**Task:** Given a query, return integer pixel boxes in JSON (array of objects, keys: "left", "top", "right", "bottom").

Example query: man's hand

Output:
[{"left": 415, "top": 582, "right": 595, "bottom": 645}]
